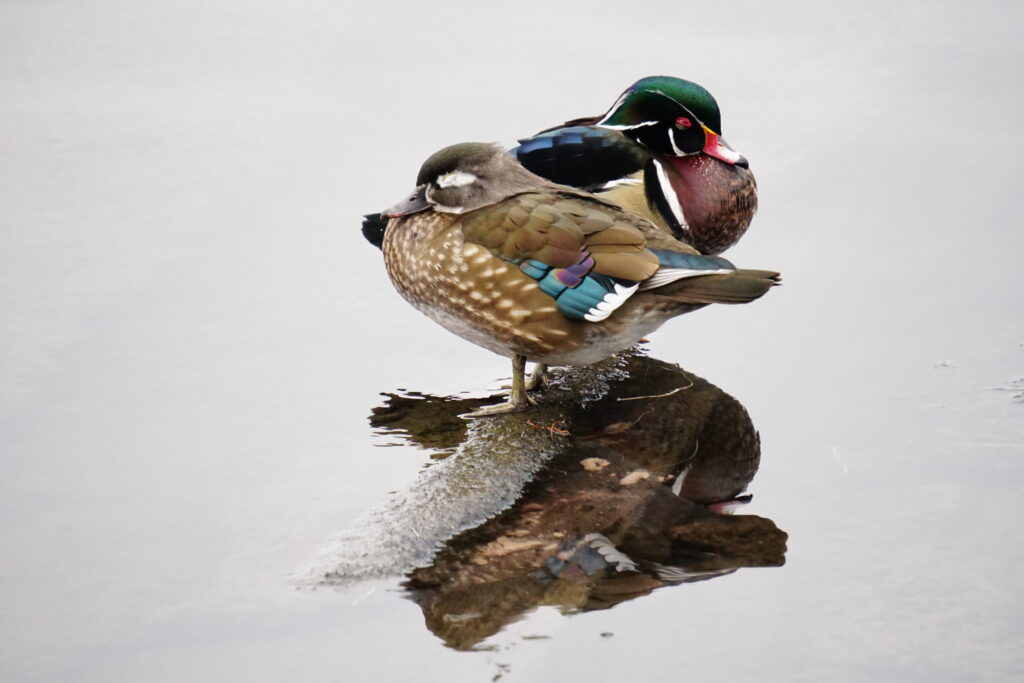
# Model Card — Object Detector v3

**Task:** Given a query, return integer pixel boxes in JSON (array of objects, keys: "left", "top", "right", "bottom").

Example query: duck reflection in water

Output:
[{"left": 368, "top": 351, "right": 787, "bottom": 651}]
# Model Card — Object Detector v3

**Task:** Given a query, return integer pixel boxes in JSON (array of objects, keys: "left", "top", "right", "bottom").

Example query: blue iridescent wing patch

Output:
[
  {"left": 511, "top": 126, "right": 648, "bottom": 190},
  {"left": 519, "top": 254, "right": 639, "bottom": 322}
]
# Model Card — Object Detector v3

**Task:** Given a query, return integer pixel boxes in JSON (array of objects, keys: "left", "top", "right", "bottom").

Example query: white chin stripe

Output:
[
  {"left": 436, "top": 170, "right": 477, "bottom": 188},
  {"left": 668, "top": 129, "right": 684, "bottom": 156}
]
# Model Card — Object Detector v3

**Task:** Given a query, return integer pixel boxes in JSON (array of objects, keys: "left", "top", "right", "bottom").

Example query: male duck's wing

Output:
[{"left": 511, "top": 125, "right": 650, "bottom": 191}]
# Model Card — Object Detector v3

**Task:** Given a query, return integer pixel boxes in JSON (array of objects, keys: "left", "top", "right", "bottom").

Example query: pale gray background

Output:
[{"left": 2, "top": 1, "right": 1023, "bottom": 681}]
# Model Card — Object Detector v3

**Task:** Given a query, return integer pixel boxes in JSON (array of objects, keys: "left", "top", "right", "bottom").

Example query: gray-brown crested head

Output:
[
  {"left": 384, "top": 142, "right": 560, "bottom": 218},
  {"left": 420, "top": 141, "right": 567, "bottom": 213}
]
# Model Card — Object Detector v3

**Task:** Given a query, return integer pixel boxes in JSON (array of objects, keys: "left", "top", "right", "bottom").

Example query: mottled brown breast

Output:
[{"left": 383, "top": 211, "right": 585, "bottom": 360}]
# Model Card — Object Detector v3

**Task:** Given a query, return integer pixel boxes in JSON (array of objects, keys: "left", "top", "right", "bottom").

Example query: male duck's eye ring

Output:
[{"left": 675, "top": 117, "right": 693, "bottom": 129}]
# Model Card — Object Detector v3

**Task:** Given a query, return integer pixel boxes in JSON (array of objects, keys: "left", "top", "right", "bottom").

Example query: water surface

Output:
[{"left": 1, "top": 1, "right": 1023, "bottom": 681}]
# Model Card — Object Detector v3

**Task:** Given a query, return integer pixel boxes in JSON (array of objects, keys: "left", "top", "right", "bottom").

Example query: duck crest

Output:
[{"left": 602, "top": 75, "right": 723, "bottom": 135}]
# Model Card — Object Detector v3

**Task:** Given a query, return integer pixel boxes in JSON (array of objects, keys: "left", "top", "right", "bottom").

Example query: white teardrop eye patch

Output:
[{"left": 436, "top": 171, "right": 477, "bottom": 188}]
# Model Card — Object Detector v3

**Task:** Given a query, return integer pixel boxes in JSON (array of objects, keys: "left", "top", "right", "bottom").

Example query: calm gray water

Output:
[{"left": 2, "top": 1, "right": 1023, "bottom": 681}]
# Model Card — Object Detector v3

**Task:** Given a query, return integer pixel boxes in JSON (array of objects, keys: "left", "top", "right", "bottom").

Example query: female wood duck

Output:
[
  {"left": 381, "top": 142, "right": 778, "bottom": 417},
  {"left": 364, "top": 76, "right": 756, "bottom": 256}
]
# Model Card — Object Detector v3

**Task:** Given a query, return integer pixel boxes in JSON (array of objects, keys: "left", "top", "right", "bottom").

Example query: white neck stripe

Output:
[{"left": 652, "top": 159, "right": 687, "bottom": 228}]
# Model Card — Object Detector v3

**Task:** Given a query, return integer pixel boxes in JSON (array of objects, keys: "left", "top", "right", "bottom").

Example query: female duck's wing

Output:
[{"left": 459, "top": 193, "right": 733, "bottom": 322}]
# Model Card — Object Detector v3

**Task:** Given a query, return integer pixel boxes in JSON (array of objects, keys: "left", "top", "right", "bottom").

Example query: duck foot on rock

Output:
[{"left": 462, "top": 354, "right": 538, "bottom": 418}]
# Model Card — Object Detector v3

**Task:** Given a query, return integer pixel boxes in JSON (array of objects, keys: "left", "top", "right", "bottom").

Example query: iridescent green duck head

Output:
[
  {"left": 382, "top": 142, "right": 550, "bottom": 218},
  {"left": 596, "top": 76, "right": 747, "bottom": 168}
]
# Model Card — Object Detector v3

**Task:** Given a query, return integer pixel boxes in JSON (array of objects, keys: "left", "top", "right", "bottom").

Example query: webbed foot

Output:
[
  {"left": 461, "top": 354, "right": 537, "bottom": 418},
  {"left": 460, "top": 393, "right": 536, "bottom": 418}
]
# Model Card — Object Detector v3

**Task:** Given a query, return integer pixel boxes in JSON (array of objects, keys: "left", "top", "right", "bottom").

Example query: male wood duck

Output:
[
  {"left": 364, "top": 76, "right": 756, "bottom": 256},
  {"left": 381, "top": 142, "right": 778, "bottom": 417},
  {"left": 514, "top": 75, "right": 757, "bottom": 255}
]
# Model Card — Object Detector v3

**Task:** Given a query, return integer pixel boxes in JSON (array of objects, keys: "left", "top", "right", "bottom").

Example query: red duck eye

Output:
[{"left": 675, "top": 117, "right": 693, "bottom": 129}]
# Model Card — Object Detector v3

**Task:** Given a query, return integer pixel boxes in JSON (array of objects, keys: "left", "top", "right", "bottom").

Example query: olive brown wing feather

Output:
[
  {"left": 460, "top": 192, "right": 777, "bottom": 319},
  {"left": 459, "top": 193, "right": 661, "bottom": 280}
]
